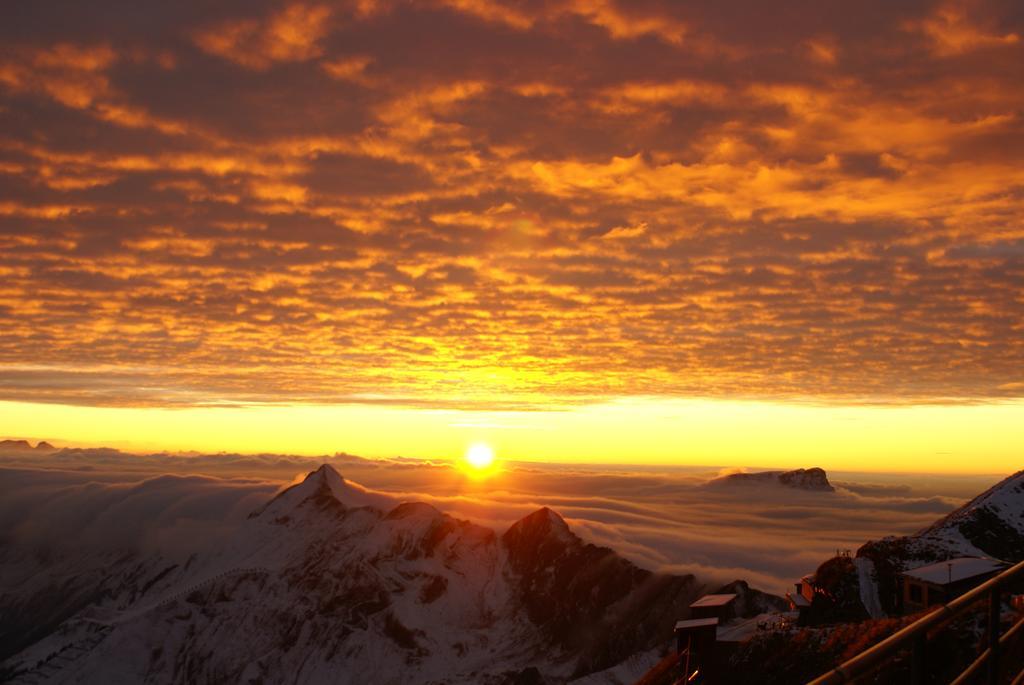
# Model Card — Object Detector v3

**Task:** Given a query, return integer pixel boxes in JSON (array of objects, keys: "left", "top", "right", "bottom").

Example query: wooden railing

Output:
[{"left": 807, "top": 558, "right": 1024, "bottom": 685}]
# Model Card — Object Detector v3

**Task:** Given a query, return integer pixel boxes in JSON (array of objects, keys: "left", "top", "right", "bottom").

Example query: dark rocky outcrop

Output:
[{"left": 710, "top": 467, "right": 835, "bottom": 492}]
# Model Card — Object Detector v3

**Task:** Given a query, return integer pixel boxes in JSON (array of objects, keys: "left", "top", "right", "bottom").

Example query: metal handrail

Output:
[
  {"left": 808, "top": 557, "right": 1024, "bottom": 685},
  {"left": 950, "top": 614, "right": 1024, "bottom": 685}
]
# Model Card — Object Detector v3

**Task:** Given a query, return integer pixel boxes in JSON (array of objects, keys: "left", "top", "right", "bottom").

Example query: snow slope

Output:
[
  {"left": 860, "top": 469, "right": 1024, "bottom": 568},
  {"left": 853, "top": 557, "right": 884, "bottom": 619}
]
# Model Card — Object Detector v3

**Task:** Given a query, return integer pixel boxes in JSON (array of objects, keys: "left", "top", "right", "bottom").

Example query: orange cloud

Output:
[
  {"left": 912, "top": 4, "right": 1020, "bottom": 56},
  {"left": 566, "top": 0, "right": 689, "bottom": 44},
  {"left": 803, "top": 38, "right": 839, "bottom": 65},
  {"left": 0, "top": 0, "right": 1022, "bottom": 410},
  {"left": 321, "top": 55, "right": 375, "bottom": 84},
  {"left": 0, "top": 43, "right": 185, "bottom": 134},
  {"left": 437, "top": 0, "right": 535, "bottom": 30},
  {"left": 194, "top": 4, "right": 333, "bottom": 69}
]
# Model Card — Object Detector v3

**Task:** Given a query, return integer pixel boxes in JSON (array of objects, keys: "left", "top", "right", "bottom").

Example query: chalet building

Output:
[
  {"left": 900, "top": 556, "right": 1008, "bottom": 613},
  {"left": 785, "top": 573, "right": 819, "bottom": 620}
]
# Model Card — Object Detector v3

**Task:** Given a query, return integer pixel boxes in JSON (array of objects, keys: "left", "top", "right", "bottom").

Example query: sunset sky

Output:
[{"left": 1, "top": 1, "right": 1022, "bottom": 471}]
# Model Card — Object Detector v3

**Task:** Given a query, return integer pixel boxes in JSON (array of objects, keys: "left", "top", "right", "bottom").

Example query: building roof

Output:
[
  {"left": 689, "top": 593, "right": 738, "bottom": 608},
  {"left": 674, "top": 618, "right": 719, "bottom": 631},
  {"left": 786, "top": 592, "right": 811, "bottom": 608},
  {"left": 901, "top": 557, "right": 1007, "bottom": 585}
]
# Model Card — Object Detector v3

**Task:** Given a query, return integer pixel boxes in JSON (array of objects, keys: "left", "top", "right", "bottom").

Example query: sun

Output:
[
  {"left": 465, "top": 443, "right": 494, "bottom": 469},
  {"left": 462, "top": 443, "right": 496, "bottom": 477}
]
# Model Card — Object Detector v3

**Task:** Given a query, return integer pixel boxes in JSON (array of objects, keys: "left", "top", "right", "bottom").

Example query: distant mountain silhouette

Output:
[
  {"left": 0, "top": 440, "right": 56, "bottom": 453},
  {"left": 709, "top": 467, "right": 835, "bottom": 492}
]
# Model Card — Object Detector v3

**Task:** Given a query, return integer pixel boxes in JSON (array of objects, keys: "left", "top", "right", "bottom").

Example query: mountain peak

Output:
[
  {"left": 385, "top": 501, "right": 444, "bottom": 521},
  {"left": 250, "top": 464, "right": 348, "bottom": 519},
  {"left": 532, "top": 506, "right": 571, "bottom": 533},
  {"left": 778, "top": 467, "right": 834, "bottom": 492},
  {"left": 503, "top": 506, "right": 575, "bottom": 549},
  {"left": 251, "top": 464, "right": 397, "bottom": 520},
  {"left": 291, "top": 463, "right": 352, "bottom": 504},
  {"left": 309, "top": 462, "right": 345, "bottom": 489}
]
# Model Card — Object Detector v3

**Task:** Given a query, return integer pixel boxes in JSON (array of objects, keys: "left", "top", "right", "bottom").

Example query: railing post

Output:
[
  {"left": 912, "top": 632, "right": 927, "bottom": 685},
  {"left": 988, "top": 589, "right": 1001, "bottom": 685}
]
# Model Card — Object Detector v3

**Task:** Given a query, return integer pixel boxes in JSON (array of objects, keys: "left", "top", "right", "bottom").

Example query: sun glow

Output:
[
  {"left": 2, "top": 398, "right": 1023, "bottom": 475},
  {"left": 462, "top": 443, "right": 497, "bottom": 478}
]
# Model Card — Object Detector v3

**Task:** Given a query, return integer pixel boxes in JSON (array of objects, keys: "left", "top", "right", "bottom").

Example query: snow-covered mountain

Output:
[
  {"left": 914, "top": 469, "right": 1024, "bottom": 561},
  {"left": 847, "top": 469, "right": 1024, "bottom": 616},
  {"left": 0, "top": 465, "right": 726, "bottom": 685},
  {"left": 860, "top": 469, "right": 1024, "bottom": 566}
]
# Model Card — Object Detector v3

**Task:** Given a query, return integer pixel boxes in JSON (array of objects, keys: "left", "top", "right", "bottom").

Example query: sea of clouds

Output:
[{"left": 0, "top": 446, "right": 1002, "bottom": 594}]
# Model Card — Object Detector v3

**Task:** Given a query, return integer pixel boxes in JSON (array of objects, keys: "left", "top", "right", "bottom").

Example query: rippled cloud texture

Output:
[
  {"left": 0, "top": 1, "right": 1022, "bottom": 408},
  {"left": 0, "top": 448, "right": 1000, "bottom": 592}
]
